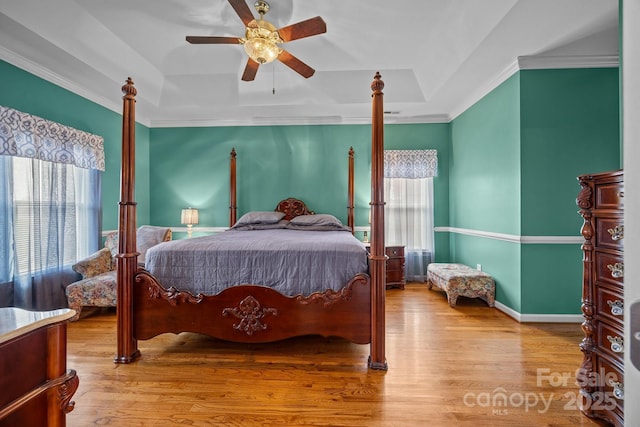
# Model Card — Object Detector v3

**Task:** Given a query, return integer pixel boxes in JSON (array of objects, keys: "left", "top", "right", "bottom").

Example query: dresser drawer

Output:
[
  {"left": 385, "top": 246, "right": 404, "bottom": 258},
  {"left": 596, "top": 321, "right": 624, "bottom": 361},
  {"left": 386, "top": 256, "right": 404, "bottom": 272},
  {"left": 595, "top": 286, "right": 624, "bottom": 327},
  {"left": 386, "top": 269, "right": 404, "bottom": 284},
  {"left": 595, "top": 181, "right": 624, "bottom": 210},
  {"left": 595, "top": 252, "right": 624, "bottom": 289},
  {"left": 595, "top": 217, "right": 624, "bottom": 250},
  {"left": 594, "top": 355, "right": 624, "bottom": 418}
]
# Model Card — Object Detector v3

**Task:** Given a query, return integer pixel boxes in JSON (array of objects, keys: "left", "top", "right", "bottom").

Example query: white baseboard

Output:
[{"left": 495, "top": 301, "right": 582, "bottom": 323}]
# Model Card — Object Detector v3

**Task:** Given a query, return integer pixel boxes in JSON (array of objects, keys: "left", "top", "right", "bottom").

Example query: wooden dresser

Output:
[
  {"left": 577, "top": 170, "right": 624, "bottom": 427},
  {"left": 0, "top": 308, "right": 79, "bottom": 427}
]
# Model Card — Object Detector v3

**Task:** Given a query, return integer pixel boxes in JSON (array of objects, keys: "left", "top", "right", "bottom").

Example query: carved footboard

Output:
[{"left": 132, "top": 270, "right": 372, "bottom": 344}]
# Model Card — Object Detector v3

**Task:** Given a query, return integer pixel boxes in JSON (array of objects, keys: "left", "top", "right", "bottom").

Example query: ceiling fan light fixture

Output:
[
  {"left": 186, "top": 0, "right": 324, "bottom": 81},
  {"left": 241, "top": 19, "right": 282, "bottom": 64}
]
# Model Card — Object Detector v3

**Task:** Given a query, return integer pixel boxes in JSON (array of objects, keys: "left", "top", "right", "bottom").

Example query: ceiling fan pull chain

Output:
[{"left": 272, "top": 63, "right": 276, "bottom": 95}]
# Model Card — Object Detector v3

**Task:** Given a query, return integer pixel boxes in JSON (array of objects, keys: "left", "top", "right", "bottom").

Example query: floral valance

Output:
[
  {"left": 384, "top": 149, "right": 438, "bottom": 178},
  {"left": 0, "top": 105, "right": 105, "bottom": 171}
]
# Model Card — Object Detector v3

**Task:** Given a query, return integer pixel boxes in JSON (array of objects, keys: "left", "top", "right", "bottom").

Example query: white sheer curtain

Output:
[
  {"left": 0, "top": 106, "right": 103, "bottom": 309},
  {"left": 384, "top": 150, "right": 437, "bottom": 282}
]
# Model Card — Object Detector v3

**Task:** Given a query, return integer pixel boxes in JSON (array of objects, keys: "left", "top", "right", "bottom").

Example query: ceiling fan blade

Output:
[
  {"left": 278, "top": 17, "right": 327, "bottom": 42},
  {"left": 242, "top": 58, "right": 260, "bottom": 81},
  {"left": 186, "top": 36, "right": 241, "bottom": 44},
  {"left": 278, "top": 50, "right": 315, "bottom": 78},
  {"left": 228, "top": 0, "right": 255, "bottom": 26}
]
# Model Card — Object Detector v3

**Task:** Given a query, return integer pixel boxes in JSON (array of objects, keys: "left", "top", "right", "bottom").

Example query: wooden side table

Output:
[
  {"left": 385, "top": 246, "right": 406, "bottom": 289},
  {"left": 365, "top": 244, "right": 406, "bottom": 289},
  {"left": 0, "top": 307, "right": 79, "bottom": 427}
]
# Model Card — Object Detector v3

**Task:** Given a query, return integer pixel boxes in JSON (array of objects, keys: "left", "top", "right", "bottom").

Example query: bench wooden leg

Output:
[
  {"left": 446, "top": 290, "right": 458, "bottom": 307},
  {"left": 485, "top": 293, "right": 496, "bottom": 308}
]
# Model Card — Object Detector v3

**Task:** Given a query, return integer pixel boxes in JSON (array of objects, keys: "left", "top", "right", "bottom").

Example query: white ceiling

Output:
[{"left": 0, "top": 0, "right": 619, "bottom": 127}]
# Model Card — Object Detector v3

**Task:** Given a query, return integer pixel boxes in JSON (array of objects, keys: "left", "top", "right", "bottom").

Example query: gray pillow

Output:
[
  {"left": 289, "top": 214, "right": 343, "bottom": 227},
  {"left": 234, "top": 211, "right": 286, "bottom": 227},
  {"left": 230, "top": 220, "right": 289, "bottom": 231}
]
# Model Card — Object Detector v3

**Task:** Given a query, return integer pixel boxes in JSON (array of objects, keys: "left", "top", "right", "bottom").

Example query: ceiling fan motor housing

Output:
[{"left": 242, "top": 19, "right": 283, "bottom": 63}]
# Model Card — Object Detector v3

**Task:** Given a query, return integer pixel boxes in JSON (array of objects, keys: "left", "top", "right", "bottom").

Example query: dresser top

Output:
[{"left": 0, "top": 307, "right": 75, "bottom": 344}]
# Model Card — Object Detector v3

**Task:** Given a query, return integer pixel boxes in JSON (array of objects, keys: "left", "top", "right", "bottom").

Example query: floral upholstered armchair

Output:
[{"left": 65, "top": 225, "right": 172, "bottom": 320}]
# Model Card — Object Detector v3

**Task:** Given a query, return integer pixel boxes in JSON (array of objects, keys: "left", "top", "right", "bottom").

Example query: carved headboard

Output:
[{"left": 275, "top": 198, "right": 315, "bottom": 221}]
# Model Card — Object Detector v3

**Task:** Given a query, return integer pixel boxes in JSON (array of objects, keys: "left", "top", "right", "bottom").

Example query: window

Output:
[
  {"left": 384, "top": 177, "right": 434, "bottom": 281},
  {"left": 383, "top": 149, "right": 438, "bottom": 282},
  {"left": 0, "top": 156, "right": 101, "bottom": 309},
  {"left": 0, "top": 105, "right": 104, "bottom": 309}
]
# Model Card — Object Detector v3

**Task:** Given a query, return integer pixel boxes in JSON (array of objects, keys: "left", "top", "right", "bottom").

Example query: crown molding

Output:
[
  {"left": 449, "top": 54, "right": 619, "bottom": 121},
  {"left": 149, "top": 113, "right": 451, "bottom": 128},
  {"left": 448, "top": 59, "right": 520, "bottom": 121},
  {"left": 3, "top": 43, "right": 619, "bottom": 129},
  {"left": 517, "top": 54, "right": 619, "bottom": 70},
  {"left": 0, "top": 46, "right": 151, "bottom": 127}
]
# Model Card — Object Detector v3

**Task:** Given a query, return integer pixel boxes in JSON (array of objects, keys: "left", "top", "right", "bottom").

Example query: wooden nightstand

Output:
[
  {"left": 385, "top": 246, "right": 405, "bottom": 289},
  {"left": 365, "top": 244, "right": 406, "bottom": 290}
]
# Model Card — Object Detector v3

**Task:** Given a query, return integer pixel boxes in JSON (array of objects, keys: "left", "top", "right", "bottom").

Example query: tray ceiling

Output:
[{"left": 0, "top": 0, "right": 618, "bottom": 126}]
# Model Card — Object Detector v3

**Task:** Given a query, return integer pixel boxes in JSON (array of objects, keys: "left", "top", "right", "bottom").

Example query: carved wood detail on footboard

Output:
[
  {"left": 139, "top": 271, "right": 205, "bottom": 305},
  {"left": 132, "top": 271, "right": 372, "bottom": 344}
]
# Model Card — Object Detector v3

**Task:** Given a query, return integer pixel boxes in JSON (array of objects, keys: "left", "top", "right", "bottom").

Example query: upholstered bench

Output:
[{"left": 426, "top": 263, "right": 495, "bottom": 307}]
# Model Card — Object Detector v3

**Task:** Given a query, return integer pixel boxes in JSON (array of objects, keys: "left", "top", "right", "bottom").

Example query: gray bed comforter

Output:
[{"left": 145, "top": 228, "right": 369, "bottom": 296}]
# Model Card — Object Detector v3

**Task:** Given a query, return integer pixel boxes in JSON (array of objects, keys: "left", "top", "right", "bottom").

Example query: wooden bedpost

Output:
[
  {"left": 230, "top": 148, "right": 237, "bottom": 227},
  {"left": 348, "top": 147, "right": 355, "bottom": 234},
  {"left": 369, "top": 72, "right": 387, "bottom": 370},
  {"left": 114, "top": 77, "right": 141, "bottom": 364}
]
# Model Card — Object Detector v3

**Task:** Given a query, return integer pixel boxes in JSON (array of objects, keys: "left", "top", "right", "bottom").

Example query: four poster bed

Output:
[{"left": 115, "top": 73, "right": 387, "bottom": 369}]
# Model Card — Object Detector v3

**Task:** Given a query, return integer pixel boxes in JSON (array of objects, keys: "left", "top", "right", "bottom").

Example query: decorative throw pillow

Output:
[
  {"left": 104, "top": 231, "right": 119, "bottom": 256},
  {"left": 72, "top": 247, "right": 113, "bottom": 279}
]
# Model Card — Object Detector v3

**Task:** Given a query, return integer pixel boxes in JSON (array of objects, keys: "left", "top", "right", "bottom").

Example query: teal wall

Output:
[
  {"left": 519, "top": 68, "right": 620, "bottom": 314},
  {"left": 450, "top": 73, "right": 523, "bottom": 312},
  {"left": 148, "top": 122, "right": 450, "bottom": 241},
  {"left": 0, "top": 60, "right": 151, "bottom": 234},
  {"left": 520, "top": 68, "right": 620, "bottom": 235},
  {"left": 449, "top": 68, "right": 620, "bottom": 315}
]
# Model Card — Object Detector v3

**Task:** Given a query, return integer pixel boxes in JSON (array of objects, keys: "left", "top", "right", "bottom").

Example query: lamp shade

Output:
[{"left": 181, "top": 208, "right": 199, "bottom": 225}]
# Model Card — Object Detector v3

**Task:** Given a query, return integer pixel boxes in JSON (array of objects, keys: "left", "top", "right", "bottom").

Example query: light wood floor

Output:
[{"left": 65, "top": 283, "right": 610, "bottom": 427}]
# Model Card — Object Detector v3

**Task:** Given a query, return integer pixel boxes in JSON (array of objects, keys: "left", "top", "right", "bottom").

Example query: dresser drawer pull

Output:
[
  {"left": 607, "top": 262, "right": 624, "bottom": 279},
  {"left": 607, "top": 225, "right": 624, "bottom": 241},
  {"left": 618, "top": 191, "right": 624, "bottom": 198},
  {"left": 609, "top": 380, "right": 624, "bottom": 400},
  {"left": 607, "top": 335, "right": 624, "bottom": 353},
  {"left": 607, "top": 300, "right": 623, "bottom": 316}
]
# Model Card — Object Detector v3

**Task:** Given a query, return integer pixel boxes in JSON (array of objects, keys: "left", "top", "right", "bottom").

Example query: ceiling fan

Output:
[{"left": 186, "top": 0, "right": 327, "bottom": 81}]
